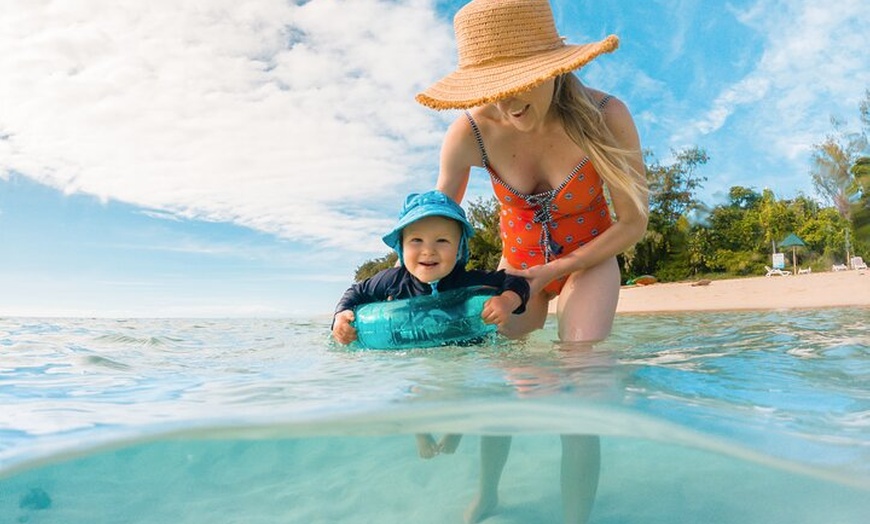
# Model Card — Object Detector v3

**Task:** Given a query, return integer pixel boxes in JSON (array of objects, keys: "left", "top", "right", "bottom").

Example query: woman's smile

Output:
[{"left": 510, "top": 104, "right": 530, "bottom": 118}]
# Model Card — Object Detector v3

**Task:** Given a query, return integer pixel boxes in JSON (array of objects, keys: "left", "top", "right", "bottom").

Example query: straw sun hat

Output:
[{"left": 416, "top": 0, "right": 619, "bottom": 110}]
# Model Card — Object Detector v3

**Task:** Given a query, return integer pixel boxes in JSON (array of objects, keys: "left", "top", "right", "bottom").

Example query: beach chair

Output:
[
  {"left": 850, "top": 256, "right": 868, "bottom": 270},
  {"left": 798, "top": 267, "right": 811, "bottom": 275},
  {"left": 832, "top": 263, "right": 848, "bottom": 272},
  {"left": 765, "top": 265, "right": 790, "bottom": 277}
]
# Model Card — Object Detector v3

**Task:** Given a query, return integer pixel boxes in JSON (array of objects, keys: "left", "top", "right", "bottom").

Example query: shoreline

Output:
[{"left": 550, "top": 270, "right": 870, "bottom": 315}]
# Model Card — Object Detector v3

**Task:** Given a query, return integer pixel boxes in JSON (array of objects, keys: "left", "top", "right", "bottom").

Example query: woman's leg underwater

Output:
[
  {"left": 560, "top": 435, "right": 601, "bottom": 524},
  {"left": 465, "top": 436, "right": 512, "bottom": 523},
  {"left": 555, "top": 257, "right": 620, "bottom": 523}
]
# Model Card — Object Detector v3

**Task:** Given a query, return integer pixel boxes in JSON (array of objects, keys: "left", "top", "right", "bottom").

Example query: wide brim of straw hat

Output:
[{"left": 416, "top": 34, "right": 618, "bottom": 110}]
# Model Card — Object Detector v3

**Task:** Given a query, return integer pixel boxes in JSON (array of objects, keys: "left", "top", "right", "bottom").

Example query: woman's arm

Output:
[{"left": 435, "top": 115, "right": 481, "bottom": 203}]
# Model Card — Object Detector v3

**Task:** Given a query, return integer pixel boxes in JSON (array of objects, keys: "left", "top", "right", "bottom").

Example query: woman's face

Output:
[{"left": 493, "top": 78, "right": 556, "bottom": 131}]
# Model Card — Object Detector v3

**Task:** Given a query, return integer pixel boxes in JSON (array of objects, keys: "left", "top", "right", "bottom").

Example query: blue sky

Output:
[{"left": 1, "top": 0, "right": 868, "bottom": 317}]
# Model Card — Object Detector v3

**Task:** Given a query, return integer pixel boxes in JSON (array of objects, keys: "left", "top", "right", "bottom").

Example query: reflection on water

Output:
[{"left": 0, "top": 309, "right": 868, "bottom": 523}]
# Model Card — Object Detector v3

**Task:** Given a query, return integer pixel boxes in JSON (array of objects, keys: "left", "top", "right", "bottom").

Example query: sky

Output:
[{"left": 0, "top": 0, "right": 868, "bottom": 318}]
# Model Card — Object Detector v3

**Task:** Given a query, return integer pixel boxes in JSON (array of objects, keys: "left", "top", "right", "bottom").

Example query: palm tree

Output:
[{"left": 810, "top": 118, "right": 867, "bottom": 221}]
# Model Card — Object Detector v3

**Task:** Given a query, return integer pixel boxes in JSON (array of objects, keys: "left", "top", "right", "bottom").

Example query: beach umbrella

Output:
[{"left": 779, "top": 233, "right": 807, "bottom": 274}]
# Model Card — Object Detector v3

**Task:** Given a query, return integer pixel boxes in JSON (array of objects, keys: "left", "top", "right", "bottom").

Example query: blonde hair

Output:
[{"left": 551, "top": 74, "right": 648, "bottom": 217}]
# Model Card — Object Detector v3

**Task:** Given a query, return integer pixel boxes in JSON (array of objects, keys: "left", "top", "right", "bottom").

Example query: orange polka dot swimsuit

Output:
[{"left": 464, "top": 96, "right": 614, "bottom": 295}]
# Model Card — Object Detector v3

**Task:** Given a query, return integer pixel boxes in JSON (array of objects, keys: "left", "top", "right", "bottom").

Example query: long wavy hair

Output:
[{"left": 551, "top": 74, "right": 648, "bottom": 217}]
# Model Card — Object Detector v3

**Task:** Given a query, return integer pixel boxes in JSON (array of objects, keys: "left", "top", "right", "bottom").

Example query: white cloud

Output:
[
  {"left": 138, "top": 209, "right": 182, "bottom": 221},
  {"left": 694, "top": 76, "right": 771, "bottom": 135},
  {"left": 660, "top": 0, "right": 696, "bottom": 65},
  {"left": 681, "top": 0, "right": 869, "bottom": 162},
  {"left": 0, "top": 0, "right": 456, "bottom": 252}
]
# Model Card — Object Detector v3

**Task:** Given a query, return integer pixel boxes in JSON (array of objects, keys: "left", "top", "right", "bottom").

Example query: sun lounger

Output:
[
  {"left": 798, "top": 267, "right": 811, "bottom": 274},
  {"left": 832, "top": 264, "right": 848, "bottom": 272},
  {"left": 765, "top": 265, "right": 790, "bottom": 277},
  {"left": 850, "top": 257, "right": 868, "bottom": 270}
]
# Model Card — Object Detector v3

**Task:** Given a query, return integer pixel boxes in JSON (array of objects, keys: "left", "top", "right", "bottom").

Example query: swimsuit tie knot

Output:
[{"left": 526, "top": 192, "right": 562, "bottom": 262}]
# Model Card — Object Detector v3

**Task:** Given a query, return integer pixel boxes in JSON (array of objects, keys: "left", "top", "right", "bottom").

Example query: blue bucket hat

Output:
[{"left": 382, "top": 190, "right": 475, "bottom": 265}]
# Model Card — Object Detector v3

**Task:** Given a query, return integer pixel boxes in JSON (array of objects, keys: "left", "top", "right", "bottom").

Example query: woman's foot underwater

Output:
[{"left": 464, "top": 492, "right": 498, "bottom": 524}]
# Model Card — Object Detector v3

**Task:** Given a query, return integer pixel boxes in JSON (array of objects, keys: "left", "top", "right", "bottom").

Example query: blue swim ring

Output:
[{"left": 352, "top": 286, "right": 499, "bottom": 349}]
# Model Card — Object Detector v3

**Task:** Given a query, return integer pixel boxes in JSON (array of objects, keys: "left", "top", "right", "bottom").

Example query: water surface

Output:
[{"left": 1, "top": 309, "right": 868, "bottom": 523}]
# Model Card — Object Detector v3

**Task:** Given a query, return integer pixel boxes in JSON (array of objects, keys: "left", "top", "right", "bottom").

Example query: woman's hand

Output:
[
  {"left": 481, "top": 291, "right": 522, "bottom": 328},
  {"left": 332, "top": 310, "right": 357, "bottom": 344},
  {"left": 504, "top": 263, "right": 561, "bottom": 297}
]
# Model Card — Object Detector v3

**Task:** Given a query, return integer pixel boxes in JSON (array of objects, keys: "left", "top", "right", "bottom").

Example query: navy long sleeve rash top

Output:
[{"left": 334, "top": 265, "right": 530, "bottom": 318}]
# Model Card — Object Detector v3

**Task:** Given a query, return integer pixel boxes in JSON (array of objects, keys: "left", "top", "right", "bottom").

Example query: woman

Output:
[{"left": 415, "top": 0, "right": 648, "bottom": 522}]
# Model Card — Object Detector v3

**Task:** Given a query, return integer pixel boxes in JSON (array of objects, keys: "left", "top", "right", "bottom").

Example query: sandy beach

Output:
[{"left": 610, "top": 269, "right": 870, "bottom": 314}]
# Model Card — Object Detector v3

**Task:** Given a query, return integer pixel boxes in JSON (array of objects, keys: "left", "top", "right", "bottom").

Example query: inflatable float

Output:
[
  {"left": 353, "top": 286, "right": 498, "bottom": 350},
  {"left": 627, "top": 275, "right": 657, "bottom": 286}
]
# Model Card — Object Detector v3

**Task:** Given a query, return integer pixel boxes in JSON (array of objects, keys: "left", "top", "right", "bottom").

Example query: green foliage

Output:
[
  {"left": 645, "top": 146, "right": 709, "bottom": 226},
  {"left": 465, "top": 196, "right": 503, "bottom": 271},
  {"left": 708, "top": 189, "right": 762, "bottom": 251},
  {"left": 629, "top": 146, "right": 709, "bottom": 279},
  {"left": 354, "top": 251, "right": 397, "bottom": 282},
  {"left": 685, "top": 225, "right": 713, "bottom": 275},
  {"left": 850, "top": 156, "right": 870, "bottom": 243},
  {"left": 810, "top": 92, "right": 869, "bottom": 220},
  {"left": 852, "top": 89, "right": 870, "bottom": 243},
  {"left": 727, "top": 186, "right": 762, "bottom": 209},
  {"left": 707, "top": 249, "right": 762, "bottom": 275}
]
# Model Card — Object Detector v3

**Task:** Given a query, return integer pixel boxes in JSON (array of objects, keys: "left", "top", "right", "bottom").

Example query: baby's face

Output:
[{"left": 401, "top": 216, "right": 461, "bottom": 284}]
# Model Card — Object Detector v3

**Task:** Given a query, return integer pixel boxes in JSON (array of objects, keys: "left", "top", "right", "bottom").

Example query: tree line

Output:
[{"left": 356, "top": 90, "right": 869, "bottom": 283}]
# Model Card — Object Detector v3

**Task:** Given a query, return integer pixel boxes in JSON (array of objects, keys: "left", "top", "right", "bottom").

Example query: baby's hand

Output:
[
  {"left": 416, "top": 434, "right": 439, "bottom": 459},
  {"left": 332, "top": 310, "right": 358, "bottom": 344},
  {"left": 481, "top": 291, "right": 521, "bottom": 328}
]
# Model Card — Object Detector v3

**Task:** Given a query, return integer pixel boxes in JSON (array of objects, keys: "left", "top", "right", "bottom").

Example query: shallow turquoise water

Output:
[{"left": 1, "top": 310, "right": 868, "bottom": 523}]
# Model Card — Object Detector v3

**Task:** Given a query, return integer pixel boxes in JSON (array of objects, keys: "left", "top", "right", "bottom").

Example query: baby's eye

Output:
[{"left": 437, "top": 238, "right": 452, "bottom": 244}]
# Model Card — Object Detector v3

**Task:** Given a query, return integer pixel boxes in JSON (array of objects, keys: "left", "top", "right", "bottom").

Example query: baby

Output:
[{"left": 332, "top": 190, "right": 530, "bottom": 457}]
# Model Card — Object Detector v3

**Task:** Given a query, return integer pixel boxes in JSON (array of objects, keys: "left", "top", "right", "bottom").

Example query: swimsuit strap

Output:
[
  {"left": 464, "top": 111, "right": 490, "bottom": 167},
  {"left": 598, "top": 94, "right": 613, "bottom": 110}
]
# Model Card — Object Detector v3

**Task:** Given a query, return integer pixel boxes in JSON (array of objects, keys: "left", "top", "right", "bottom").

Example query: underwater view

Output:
[{"left": 1, "top": 309, "right": 868, "bottom": 523}]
